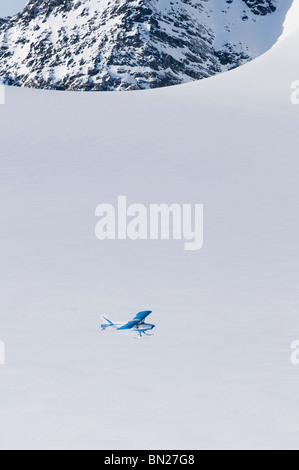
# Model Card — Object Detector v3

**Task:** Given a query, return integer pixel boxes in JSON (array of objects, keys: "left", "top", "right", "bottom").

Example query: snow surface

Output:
[
  {"left": 1, "top": 1, "right": 299, "bottom": 450},
  {"left": 280, "top": 0, "right": 299, "bottom": 39}
]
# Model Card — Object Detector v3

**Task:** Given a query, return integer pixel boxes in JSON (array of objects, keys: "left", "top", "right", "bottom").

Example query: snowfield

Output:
[{"left": 1, "top": 0, "right": 299, "bottom": 450}]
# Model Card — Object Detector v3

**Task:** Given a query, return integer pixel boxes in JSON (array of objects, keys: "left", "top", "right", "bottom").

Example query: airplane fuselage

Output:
[{"left": 134, "top": 323, "right": 155, "bottom": 332}]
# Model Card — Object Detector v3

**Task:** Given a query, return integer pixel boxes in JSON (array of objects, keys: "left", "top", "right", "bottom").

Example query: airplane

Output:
[{"left": 101, "top": 310, "right": 155, "bottom": 337}]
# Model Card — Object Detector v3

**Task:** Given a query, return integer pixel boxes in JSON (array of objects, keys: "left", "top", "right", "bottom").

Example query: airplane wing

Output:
[
  {"left": 117, "top": 311, "right": 152, "bottom": 330},
  {"left": 133, "top": 310, "right": 152, "bottom": 322}
]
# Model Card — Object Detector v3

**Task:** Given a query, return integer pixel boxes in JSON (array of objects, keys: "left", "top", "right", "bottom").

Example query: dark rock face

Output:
[
  {"left": 0, "top": 0, "right": 283, "bottom": 91},
  {"left": 242, "top": 0, "right": 277, "bottom": 15}
]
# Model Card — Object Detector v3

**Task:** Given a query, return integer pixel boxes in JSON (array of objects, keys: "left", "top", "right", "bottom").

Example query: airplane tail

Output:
[{"left": 101, "top": 315, "right": 115, "bottom": 329}]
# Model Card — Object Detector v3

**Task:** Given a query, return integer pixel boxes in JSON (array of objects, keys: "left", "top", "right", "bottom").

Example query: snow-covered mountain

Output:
[{"left": 0, "top": 0, "right": 292, "bottom": 90}]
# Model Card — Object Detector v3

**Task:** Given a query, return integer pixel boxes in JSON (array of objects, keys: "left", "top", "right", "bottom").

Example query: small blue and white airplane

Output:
[{"left": 101, "top": 310, "right": 155, "bottom": 337}]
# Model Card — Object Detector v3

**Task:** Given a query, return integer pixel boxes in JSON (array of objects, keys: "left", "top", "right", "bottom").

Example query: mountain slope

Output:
[{"left": 0, "top": 0, "right": 292, "bottom": 90}]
